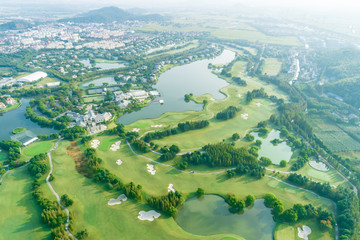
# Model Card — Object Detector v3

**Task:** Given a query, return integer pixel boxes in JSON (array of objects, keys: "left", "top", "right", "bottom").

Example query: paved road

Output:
[{"left": 46, "top": 138, "right": 77, "bottom": 240}]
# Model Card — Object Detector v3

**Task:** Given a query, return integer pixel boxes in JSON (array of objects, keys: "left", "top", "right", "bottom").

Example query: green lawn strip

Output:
[
  {"left": 262, "top": 58, "right": 282, "bottom": 76},
  {"left": 274, "top": 219, "right": 334, "bottom": 240},
  {"left": 0, "top": 167, "right": 51, "bottom": 240},
  {"left": 297, "top": 163, "right": 350, "bottom": 187},
  {"left": 23, "top": 141, "right": 55, "bottom": 157},
  {"left": 41, "top": 140, "right": 244, "bottom": 240}
]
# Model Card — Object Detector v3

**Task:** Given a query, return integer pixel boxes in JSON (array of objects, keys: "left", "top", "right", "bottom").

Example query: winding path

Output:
[{"left": 46, "top": 138, "right": 77, "bottom": 240}]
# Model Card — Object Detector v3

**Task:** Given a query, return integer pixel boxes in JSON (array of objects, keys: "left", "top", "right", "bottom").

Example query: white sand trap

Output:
[
  {"left": 108, "top": 194, "right": 127, "bottom": 206},
  {"left": 309, "top": 160, "right": 329, "bottom": 172},
  {"left": 298, "top": 225, "right": 311, "bottom": 240},
  {"left": 138, "top": 210, "right": 161, "bottom": 221},
  {"left": 147, "top": 164, "right": 156, "bottom": 175},
  {"left": 255, "top": 102, "right": 263, "bottom": 107},
  {"left": 168, "top": 184, "right": 175, "bottom": 193},
  {"left": 238, "top": 94, "right": 242, "bottom": 97},
  {"left": 132, "top": 128, "right": 141, "bottom": 132},
  {"left": 116, "top": 159, "right": 123, "bottom": 165},
  {"left": 151, "top": 125, "right": 163, "bottom": 128},
  {"left": 90, "top": 139, "right": 100, "bottom": 149},
  {"left": 241, "top": 113, "right": 249, "bottom": 120},
  {"left": 110, "top": 141, "right": 121, "bottom": 151}
]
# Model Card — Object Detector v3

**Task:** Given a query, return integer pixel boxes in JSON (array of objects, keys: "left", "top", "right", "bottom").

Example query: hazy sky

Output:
[{"left": 2, "top": 0, "right": 360, "bottom": 9}]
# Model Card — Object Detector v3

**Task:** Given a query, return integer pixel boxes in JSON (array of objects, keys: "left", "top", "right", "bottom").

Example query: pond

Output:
[
  {"left": 117, "top": 49, "right": 236, "bottom": 125},
  {"left": 80, "top": 59, "right": 126, "bottom": 70},
  {"left": 175, "top": 195, "right": 275, "bottom": 240},
  {"left": 80, "top": 76, "right": 117, "bottom": 88},
  {"left": 251, "top": 129, "right": 293, "bottom": 165},
  {"left": 0, "top": 99, "right": 56, "bottom": 141}
]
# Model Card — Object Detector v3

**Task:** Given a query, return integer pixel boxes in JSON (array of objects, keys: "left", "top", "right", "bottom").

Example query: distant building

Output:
[
  {"left": 11, "top": 130, "right": 39, "bottom": 147},
  {"left": 0, "top": 102, "right": 6, "bottom": 109},
  {"left": 18, "top": 71, "right": 48, "bottom": 83},
  {"left": 6, "top": 97, "right": 16, "bottom": 105},
  {"left": 46, "top": 82, "right": 61, "bottom": 87},
  {"left": 0, "top": 78, "right": 17, "bottom": 88},
  {"left": 129, "top": 90, "right": 148, "bottom": 100}
]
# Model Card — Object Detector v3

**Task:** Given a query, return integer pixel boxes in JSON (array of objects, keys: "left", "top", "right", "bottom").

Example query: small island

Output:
[{"left": 12, "top": 127, "right": 26, "bottom": 135}]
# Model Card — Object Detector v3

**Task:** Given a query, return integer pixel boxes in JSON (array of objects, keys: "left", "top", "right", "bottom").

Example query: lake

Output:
[
  {"left": 80, "top": 59, "right": 126, "bottom": 70},
  {"left": 0, "top": 99, "right": 56, "bottom": 141},
  {"left": 117, "top": 49, "right": 236, "bottom": 125},
  {"left": 251, "top": 129, "right": 293, "bottom": 165},
  {"left": 80, "top": 76, "right": 117, "bottom": 88},
  {"left": 175, "top": 195, "right": 275, "bottom": 240}
]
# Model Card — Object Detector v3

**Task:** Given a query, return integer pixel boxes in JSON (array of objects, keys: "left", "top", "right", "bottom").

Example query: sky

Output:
[{"left": 1, "top": 0, "right": 360, "bottom": 17}]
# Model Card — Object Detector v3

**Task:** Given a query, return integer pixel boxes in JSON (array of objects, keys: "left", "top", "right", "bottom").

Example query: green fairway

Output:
[
  {"left": 98, "top": 136, "right": 122, "bottom": 152},
  {"left": 97, "top": 139, "right": 334, "bottom": 212},
  {"left": 42, "top": 140, "right": 245, "bottom": 240},
  {"left": 0, "top": 167, "right": 51, "bottom": 240},
  {"left": 23, "top": 141, "right": 54, "bottom": 157},
  {"left": 262, "top": 58, "right": 282, "bottom": 76},
  {"left": 0, "top": 151, "right": 7, "bottom": 162},
  {"left": 297, "top": 162, "right": 350, "bottom": 187},
  {"left": 274, "top": 220, "right": 334, "bottom": 240}
]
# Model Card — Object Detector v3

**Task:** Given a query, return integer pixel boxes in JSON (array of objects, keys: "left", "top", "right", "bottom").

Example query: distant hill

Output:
[
  {"left": 0, "top": 20, "right": 34, "bottom": 31},
  {"left": 59, "top": 6, "right": 166, "bottom": 23}
]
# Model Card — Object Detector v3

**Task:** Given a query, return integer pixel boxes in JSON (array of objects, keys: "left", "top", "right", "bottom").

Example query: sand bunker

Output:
[
  {"left": 255, "top": 102, "right": 263, "bottom": 107},
  {"left": 298, "top": 225, "right": 311, "bottom": 240},
  {"left": 238, "top": 94, "right": 242, "bottom": 97},
  {"left": 110, "top": 141, "right": 121, "bottom": 151},
  {"left": 116, "top": 159, "right": 123, "bottom": 165},
  {"left": 108, "top": 194, "right": 127, "bottom": 206},
  {"left": 90, "top": 139, "right": 100, "bottom": 149},
  {"left": 309, "top": 160, "right": 329, "bottom": 172},
  {"left": 138, "top": 210, "right": 161, "bottom": 221},
  {"left": 147, "top": 164, "right": 156, "bottom": 175},
  {"left": 241, "top": 113, "right": 249, "bottom": 120},
  {"left": 168, "top": 184, "right": 175, "bottom": 193},
  {"left": 132, "top": 128, "right": 140, "bottom": 132},
  {"left": 151, "top": 125, "right": 163, "bottom": 128}
]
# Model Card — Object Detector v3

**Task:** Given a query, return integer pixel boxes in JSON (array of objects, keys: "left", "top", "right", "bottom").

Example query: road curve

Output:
[
  {"left": 46, "top": 138, "right": 77, "bottom": 240},
  {"left": 0, "top": 162, "right": 30, "bottom": 184}
]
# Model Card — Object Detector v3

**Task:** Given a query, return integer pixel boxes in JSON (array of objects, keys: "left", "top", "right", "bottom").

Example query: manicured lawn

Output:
[
  {"left": 97, "top": 136, "right": 122, "bottom": 152},
  {"left": 42, "top": 140, "right": 244, "bottom": 240},
  {"left": 0, "top": 151, "right": 7, "bottom": 162},
  {"left": 0, "top": 167, "right": 51, "bottom": 240},
  {"left": 97, "top": 139, "right": 334, "bottom": 213},
  {"left": 83, "top": 95, "right": 105, "bottom": 103},
  {"left": 297, "top": 162, "right": 350, "bottom": 187},
  {"left": 262, "top": 58, "right": 282, "bottom": 76},
  {"left": 275, "top": 220, "right": 334, "bottom": 240},
  {"left": 23, "top": 141, "right": 54, "bottom": 157}
]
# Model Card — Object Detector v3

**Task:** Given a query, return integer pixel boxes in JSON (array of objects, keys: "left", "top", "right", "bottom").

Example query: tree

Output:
[
  {"left": 60, "top": 194, "right": 74, "bottom": 207},
  {"left": 232, "top": 133, "right": 240, "bottom": 141},
  {"left": 260, "top": 157, "right": 272, "bottom": 166},
  {"left": 196, "top": 188, "right": 205, "bottom": 197},
  {"left": 76, "top": 229, "right": 89, "bottom": 239},
  {"left": 245, "top": 195, "right": 255, "bottom": 207},
  {"left": 280, "top": 160, "right": 287, "bottom": 167},
  {"left": 282, "top": 209, "right": 298, "bottom": 222}
]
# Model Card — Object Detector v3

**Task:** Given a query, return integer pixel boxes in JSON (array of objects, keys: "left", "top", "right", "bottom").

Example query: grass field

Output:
[
  {"left": 297, "top": 162, "right": 350, "bottom": 187},
  {"left": 83, "top": 94, "right": 105, "bottom": 103},
  {"left": 41, "top": 140, "right": 245, "bottom": 240},
  {"left": 262, "top": 58, "right": 282, "bottom": 76},
  {"left": 23, "top": 141, "right": 54, "bottom": 157},
  {"left": 0, "top": 167, "right": 51, "bottom": 240},
  {"left": 275, "top": 220, "right": 333, "bottom": 240},
  {"left": 139, "top": 23, "right": 301, "bottom": 46},
  {"left": 0, "top": 151, "right": 7, "bottom": 162},
  {"left": 308, "top": 115, "right": 360, "bottom": 152}
]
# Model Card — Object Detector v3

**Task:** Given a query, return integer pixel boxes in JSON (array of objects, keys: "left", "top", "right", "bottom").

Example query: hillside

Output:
[
  {"left": 0, "top": 20, "right": 34, "bottom": 31},
  {"left": 59, "top": 6, "right": 165, "bottom": 23}
]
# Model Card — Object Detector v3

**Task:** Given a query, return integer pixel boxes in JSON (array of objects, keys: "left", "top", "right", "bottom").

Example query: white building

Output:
[
  {"left": 46, "top": 82, "right": 61, "bottom": 87},
  {"left": 0, "top": 102, "right": 6, "bottom": 109},
  {"left": 18, "top": 71, "right": 48, "bottom": 83},
  {"left": 6, "top": 97, "right": 16, "bottom": 105}
]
